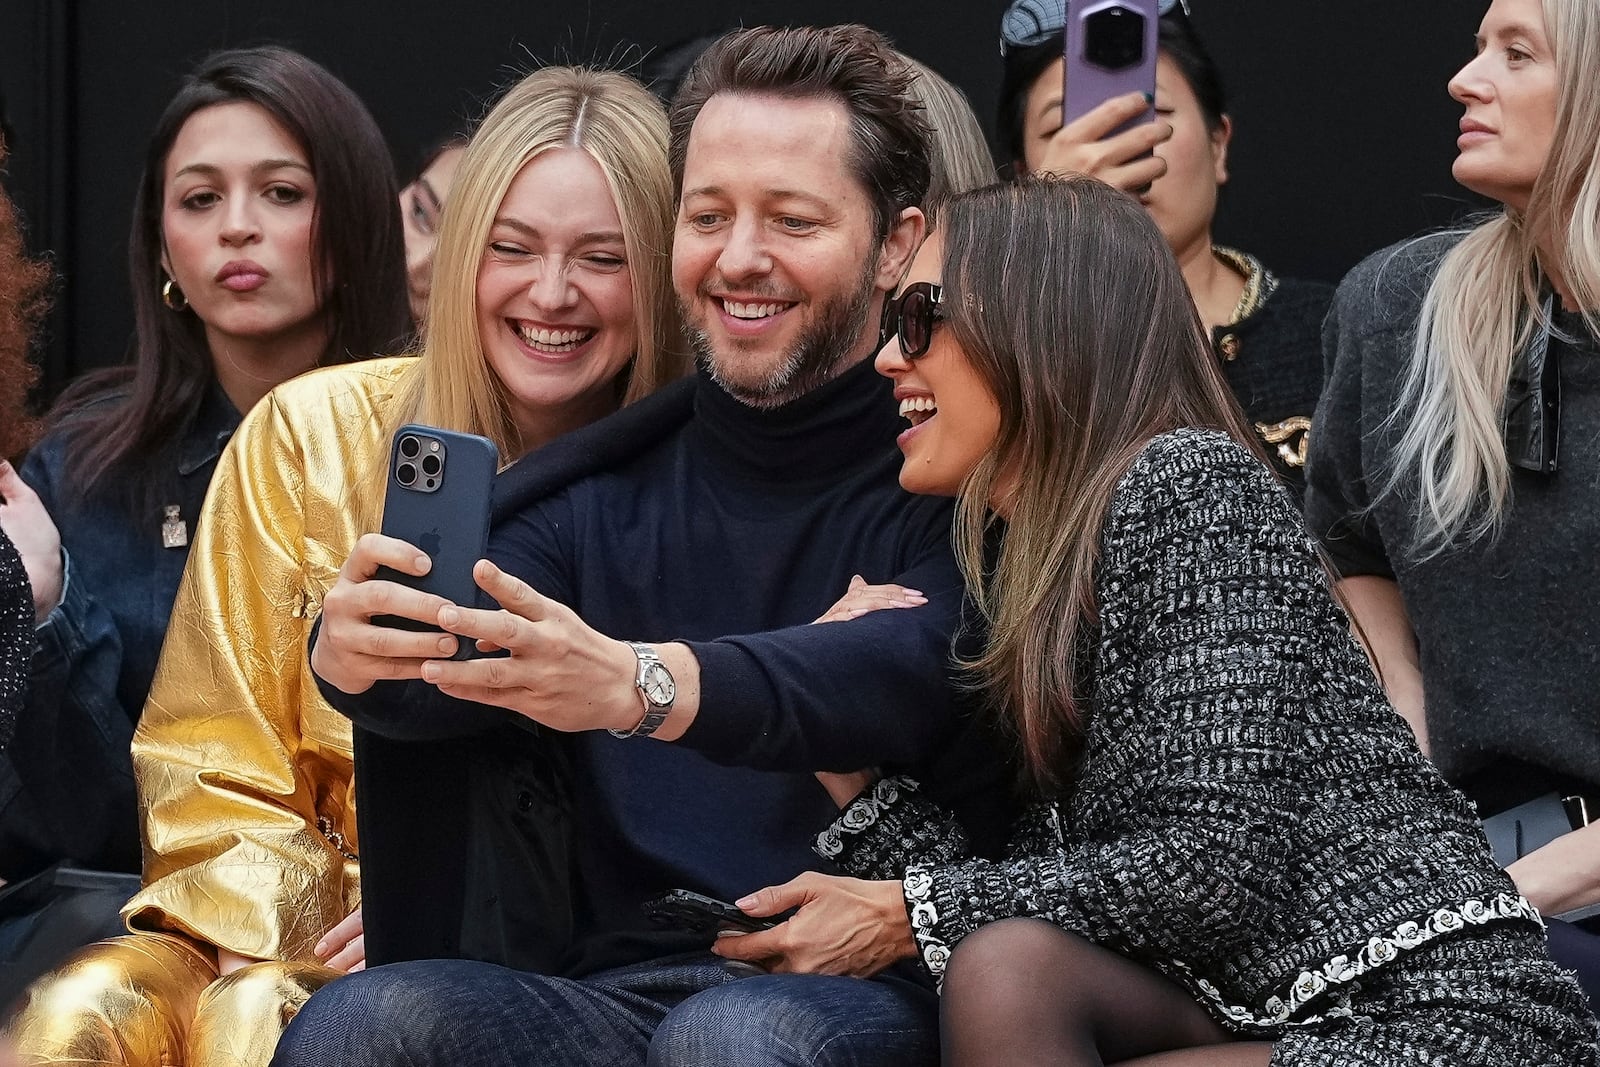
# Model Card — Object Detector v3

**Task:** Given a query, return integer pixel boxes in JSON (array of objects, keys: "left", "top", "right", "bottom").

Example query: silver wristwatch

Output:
[{"left": 609, "top": 642, "right": 676, "bottom": 739}]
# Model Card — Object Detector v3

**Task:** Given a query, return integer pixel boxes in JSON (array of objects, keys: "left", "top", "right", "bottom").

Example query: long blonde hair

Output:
[
  {"left": 898, "top": 55, "right": 996, "bottom": 223},
  {"left": 364, "top": 66, "right": 687, "bottom": 517},
  {"left": 1384, "top": 0, "right": 1600, "bottom": 555}
]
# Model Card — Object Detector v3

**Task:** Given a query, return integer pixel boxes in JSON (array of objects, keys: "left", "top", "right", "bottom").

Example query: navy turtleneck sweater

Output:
[
  {"left": 504, "top": 358, "right": 966, "bottom": 972},
  {"left": 329, "top": 357, "right": 973, "bottom": 974}
]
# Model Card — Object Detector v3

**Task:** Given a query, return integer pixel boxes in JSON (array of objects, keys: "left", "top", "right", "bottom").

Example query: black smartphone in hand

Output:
[
  {"left": 642, "top": 889, "right": 779, "bottom": 935},
  {"left": 374, "top": 424, "right": 497, "bottom": 659}
]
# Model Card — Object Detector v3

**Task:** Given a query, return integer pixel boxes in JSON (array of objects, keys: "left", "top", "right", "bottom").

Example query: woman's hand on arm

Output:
[
  {"left": 310, "top": 533, "right": 462, "bottom": 695},
  {"left": 813, "top": 574, "right": 927, "bottom": 624},
  {"left": 0, "top": 461, "right": 64, "bottom": 622},
  {"left": 1035, "top": 92, "right": 1171, "bottom": 191},
  {"left": 1507, "top": 822, "right": 1600, "bottom": 917},
  {"left": 710, "top": 872, "right": 917, "bottom": 977},
  {"left": 1334, "top": 575, "right": 1428, "bottom": 753}
]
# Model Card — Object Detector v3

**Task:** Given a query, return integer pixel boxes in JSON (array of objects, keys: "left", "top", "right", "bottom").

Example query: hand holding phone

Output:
[
  {"left": 1063, "top": 0, "right": 1161, "bottom": 131},
  {"left": 642, "top": 889, "right": 784, "bottom": 936},
  {"left": 1046, "top": 0, "right": 1171, "bottom": 192},
  {"left": 1035, "top": 93, "right": 1171, "bottom": 191},
  {"left": 310, "top": 426, "right": 500, "bottom": 695},
  {"left": 373, "top": 425, "right": 498, "bottom": 659}
]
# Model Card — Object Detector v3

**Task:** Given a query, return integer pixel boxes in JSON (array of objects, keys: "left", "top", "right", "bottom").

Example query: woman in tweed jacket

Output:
[{"left": 708, "top": 176, "right": 1599, "bottom": 1066}]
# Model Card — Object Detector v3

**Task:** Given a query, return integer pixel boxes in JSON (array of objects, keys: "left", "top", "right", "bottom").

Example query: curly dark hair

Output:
[{"left": 0, "top": 157, "right": 48, "bottom": 460}]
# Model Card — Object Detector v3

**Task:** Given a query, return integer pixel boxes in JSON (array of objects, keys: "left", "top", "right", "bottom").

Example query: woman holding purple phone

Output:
[{"left": 996, "top": 0, "right": 1328, "bottom": 500}]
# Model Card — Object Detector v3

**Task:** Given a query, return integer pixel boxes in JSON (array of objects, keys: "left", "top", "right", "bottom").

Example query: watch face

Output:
[{"left": 641, "top": 662, "right": 676, "bottom": 707}]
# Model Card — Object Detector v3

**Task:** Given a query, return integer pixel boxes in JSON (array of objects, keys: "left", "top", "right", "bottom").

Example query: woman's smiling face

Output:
[{"left": 874, "top": 234, "right": 1002, "bottom": 499}]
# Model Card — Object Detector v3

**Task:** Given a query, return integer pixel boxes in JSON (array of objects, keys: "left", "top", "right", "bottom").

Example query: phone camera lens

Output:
[
  {"left": 420, "top": 454, "right": 443, "bottom": 477},
  {"left": 398, "top": 435, "right": 422, "bottom": 459},
  {"left": 396, "top": 462, "right": 418, "bottom": 487},
  {"left": 1085, "top": 6, "right": 1145, "bottom": 70}
]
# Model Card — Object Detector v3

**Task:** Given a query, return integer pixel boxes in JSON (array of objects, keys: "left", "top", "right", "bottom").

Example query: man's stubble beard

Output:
[{"left": 683, "top": 259, "right": 879, "bottom": 410}]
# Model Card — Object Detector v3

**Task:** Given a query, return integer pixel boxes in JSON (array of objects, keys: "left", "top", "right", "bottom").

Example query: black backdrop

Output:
[{"left": 3, "top": 0, "right": 1489, "bottom": 399}]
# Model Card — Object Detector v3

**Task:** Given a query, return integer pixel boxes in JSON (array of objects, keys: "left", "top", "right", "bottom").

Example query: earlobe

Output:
[
  {"left": 1211, "top": 115, "right": 1234, "bottom": 187},
  {"left": 876, "top": 207, "right": 927, "bottom": 291}
]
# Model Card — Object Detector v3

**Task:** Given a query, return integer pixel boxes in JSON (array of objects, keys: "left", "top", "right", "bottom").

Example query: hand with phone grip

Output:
[
  {"left": 1036, "top": 91, "right": 1172, "bottom": 193},
  {"left": 311, "top": 532, "right": 462, "bottom": 695}
]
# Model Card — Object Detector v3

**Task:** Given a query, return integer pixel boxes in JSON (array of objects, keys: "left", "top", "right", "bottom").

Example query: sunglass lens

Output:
[{"left": 901, "top": 291, "right": 928, "bottom": 356}]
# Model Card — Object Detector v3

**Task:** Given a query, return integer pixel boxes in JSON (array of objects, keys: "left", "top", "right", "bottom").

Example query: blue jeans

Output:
[{"left": 271, "top": 952, "right": 938, "bottom": 1067}]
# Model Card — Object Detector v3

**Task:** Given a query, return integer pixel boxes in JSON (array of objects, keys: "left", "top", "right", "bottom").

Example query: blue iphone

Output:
[{"left": 374, "top": 424, "right": 498, "bottom": 658}]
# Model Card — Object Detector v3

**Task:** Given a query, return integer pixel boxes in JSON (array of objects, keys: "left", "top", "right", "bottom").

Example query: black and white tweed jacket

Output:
[{"left": 816, "top": 429, "right": 1537, "bottom": 1032}]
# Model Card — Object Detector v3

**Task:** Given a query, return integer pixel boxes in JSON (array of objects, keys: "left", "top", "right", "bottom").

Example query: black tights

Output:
[{"left": 939, "top": 918, "right": 1276, "bottom": 1067}]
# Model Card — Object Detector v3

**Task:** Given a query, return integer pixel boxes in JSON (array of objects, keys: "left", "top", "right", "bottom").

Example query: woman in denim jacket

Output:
[{"left": 0, "top": 46, "right": 408, "bottom": 994}]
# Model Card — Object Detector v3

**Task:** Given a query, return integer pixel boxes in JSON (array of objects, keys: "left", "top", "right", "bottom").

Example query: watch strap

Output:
[{"left": 609, "top": 641, "right": 675, "bottom": 739}]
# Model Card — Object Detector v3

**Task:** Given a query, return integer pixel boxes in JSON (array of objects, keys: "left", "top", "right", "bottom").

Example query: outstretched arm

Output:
[{"left": 414, "top": 539, "right": 965, "bottom": 773}]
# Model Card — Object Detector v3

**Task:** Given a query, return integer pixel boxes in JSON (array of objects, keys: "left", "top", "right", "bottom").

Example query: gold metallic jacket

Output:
[{"left": 124, "top": 357, "right": 413, "bottom": 963}]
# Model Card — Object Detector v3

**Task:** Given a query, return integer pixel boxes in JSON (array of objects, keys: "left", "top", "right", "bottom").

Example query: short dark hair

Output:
[
  {"left": 668, "top": 24, "right": 933, "bottom": 238},
  {"left": 997, "top": 14, "right": 1228, "bottom": 172},
  {"left": 56, "top": 45, "right": 409, "bottom": 511}
]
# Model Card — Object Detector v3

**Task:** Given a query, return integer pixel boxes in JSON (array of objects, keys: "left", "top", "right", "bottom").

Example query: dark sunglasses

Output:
[
  {"left": 880, "top": 282, "right": 945, "bottom": 359},
  {"left": 1001, "top": 0, "right": 1191, "bottom": 57}
]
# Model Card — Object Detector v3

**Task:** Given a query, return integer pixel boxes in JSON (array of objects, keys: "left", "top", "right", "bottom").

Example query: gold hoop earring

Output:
[{"left": 162, "top": 278, "right": 189, "bottom": 312}]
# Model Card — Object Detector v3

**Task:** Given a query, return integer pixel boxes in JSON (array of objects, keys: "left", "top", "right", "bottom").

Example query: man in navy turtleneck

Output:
[{"left": 288, "top": 24, "right": 982, "bottom": 1067}]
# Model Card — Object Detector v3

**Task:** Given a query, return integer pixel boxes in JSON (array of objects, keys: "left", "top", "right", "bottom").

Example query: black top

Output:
[
  {"left": 329, "top": 358, "right": 1014, "bottom": 975},
  {"left": 1210, "top": 250, "right": 1333, "bottom": 504},
  {"left": 1305, "top": 232, "right": 1600, "bottom": 799},
  {"left": 0, "top": 529, "right": 29, "bottom": 752}
]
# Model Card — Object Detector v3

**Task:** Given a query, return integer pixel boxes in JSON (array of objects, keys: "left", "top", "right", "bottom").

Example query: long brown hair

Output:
[
  {"left": 52, "top": 46, "right": 409, "bottom": 514},
  {"left": 941, "top": 176, "right": 1257, "bottom": 789},
  {"left": 0, "top": 152, "right": 48, "bottom": 460}
]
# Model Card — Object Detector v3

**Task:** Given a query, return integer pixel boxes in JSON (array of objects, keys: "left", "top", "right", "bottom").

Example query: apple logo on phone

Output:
[{"left": 417, "top": 530, "right": 442, "bottom": 560}]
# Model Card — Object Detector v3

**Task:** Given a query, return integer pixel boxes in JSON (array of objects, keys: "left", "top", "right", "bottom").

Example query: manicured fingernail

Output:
[
  {"left": 735, "top": 895, "right": 756, "bottom": 909},
  {"left": 1142, "top": 91, "right": 1155, "bottom": 104},
  {"left": 440, "top": 608, "right": 459, "bottom": 626},
  {"left": 422, "top": 662, "right": 441, "bottom": 681},
  {"left": 414, "top": 554, "right": 430, "bottom": 571},
  {"left": 437, "top": 636, "right": 456, "bottom": 654},
  {"left": 903, "top": 588, "right": 923, "bottom": 597}
]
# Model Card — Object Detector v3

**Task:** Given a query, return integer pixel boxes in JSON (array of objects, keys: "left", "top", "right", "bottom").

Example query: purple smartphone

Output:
[{"left": 1062, "top": 0, "right": 1161, "bottom": 135}]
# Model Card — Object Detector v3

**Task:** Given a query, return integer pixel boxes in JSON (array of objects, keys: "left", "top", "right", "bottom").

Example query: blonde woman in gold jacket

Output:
[{"left": 8, "top": 64, "right": 687, "bottom": 1067}]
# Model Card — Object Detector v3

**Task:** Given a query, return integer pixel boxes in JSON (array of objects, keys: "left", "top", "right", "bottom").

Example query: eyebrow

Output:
[
  {"left": 172, "top": 158, "right": 312, "bottom": 181},
  {"left": 490, "top": 217, "right": 626, "bottom": 245},
  {"left": 680, "top": 185, "right": 833, "bottom": 212},
  {"left": 1479, "top": 21, "right": 1544, "bottom": 44}
]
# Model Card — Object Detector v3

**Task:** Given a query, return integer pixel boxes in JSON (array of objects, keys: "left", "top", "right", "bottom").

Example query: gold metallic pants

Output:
[{"left": 6, "top": 934, "right": 339, "bottom": 1067}]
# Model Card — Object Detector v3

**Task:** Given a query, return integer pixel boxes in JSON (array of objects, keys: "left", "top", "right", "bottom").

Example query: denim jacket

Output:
[{"left": 0, "top": 389, "right": 238, "bottom": 878}]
